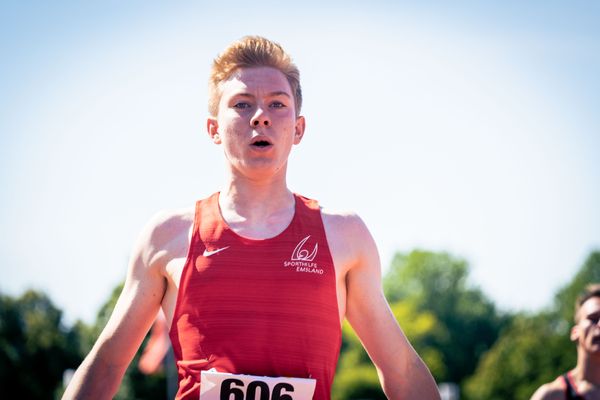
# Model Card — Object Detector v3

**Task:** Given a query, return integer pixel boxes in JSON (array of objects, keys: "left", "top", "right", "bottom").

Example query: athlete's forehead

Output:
[
  {"left": 578, "top": 296, "right": 600, "bottom": 321},
  {"left": 218, "top": 66, "right": 294, "bottom": 99}
]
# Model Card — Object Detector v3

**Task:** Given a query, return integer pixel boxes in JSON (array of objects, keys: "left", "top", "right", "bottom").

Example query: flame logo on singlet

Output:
[{"left": 291, "top": 235, "right": 318, "bottom": 262}]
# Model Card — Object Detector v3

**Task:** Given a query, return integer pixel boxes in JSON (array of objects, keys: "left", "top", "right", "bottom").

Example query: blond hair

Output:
[{"left": 208, "top": 36, "right": 302, "bottom": 116}]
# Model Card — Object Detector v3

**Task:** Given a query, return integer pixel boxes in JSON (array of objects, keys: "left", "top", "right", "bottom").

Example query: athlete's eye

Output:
[
  {"left": 233, "top": 102, "right": 251, "bottom": 109},
  {"left": 270, "top": 101, "right": 286, "bottom": 109}
]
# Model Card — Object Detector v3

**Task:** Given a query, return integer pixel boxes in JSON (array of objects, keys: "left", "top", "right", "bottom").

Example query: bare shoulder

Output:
[
  {"left": 320, "top": 207, "right": 379, "bottom": 273},
  {"left": 530, "top": 378, "right": 566, "bottom": 400},
  {"left": 133, "top": 207, "right": 195, "bottom": 269},
  {"left": 320, "top": 207, "right": 370, "bottom": 239}
]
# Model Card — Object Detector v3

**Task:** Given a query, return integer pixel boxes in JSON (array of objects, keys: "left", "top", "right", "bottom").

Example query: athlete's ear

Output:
[
  {"left": 570, "top": 324, "right": 580, "bottom": 342},
  {"left": 293, "top": 116, "right": 306, "bottom": 145},
  {"left": 207, "top": 118, "right": 221, "bottom": 144}
]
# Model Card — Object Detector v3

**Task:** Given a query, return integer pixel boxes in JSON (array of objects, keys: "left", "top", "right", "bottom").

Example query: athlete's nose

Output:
[{"left": 250, "top": 108, "right": 270, "bottom": 127}]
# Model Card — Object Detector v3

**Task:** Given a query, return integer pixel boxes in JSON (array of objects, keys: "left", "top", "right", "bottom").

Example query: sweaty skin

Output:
[{"left": 63, "top": 66, "right": 440, "bottom": 400}]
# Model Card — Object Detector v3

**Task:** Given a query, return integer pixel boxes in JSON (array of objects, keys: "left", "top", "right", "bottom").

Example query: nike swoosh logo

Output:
[{"left": 203, "top": 246, "right": 230, "bottom": 257}]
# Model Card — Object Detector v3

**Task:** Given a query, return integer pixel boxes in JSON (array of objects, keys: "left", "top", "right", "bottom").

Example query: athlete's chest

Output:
[
  {"left": 178, "top": 238, "right": 332, "bottom": 322},
  {"left": 196, "top": 234, "right": 328, "bottom": 274},
  {"left": 163, "top": 232, "right": 345, "bottom": 327}
]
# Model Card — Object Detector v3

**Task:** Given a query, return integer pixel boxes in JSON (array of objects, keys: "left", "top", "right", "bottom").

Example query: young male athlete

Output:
[
  {"left": 531, "top": 284, "right": 600, "bottom": 400},
  {"left": 62, "top": 36, "right": 440, "bottom": 400}
]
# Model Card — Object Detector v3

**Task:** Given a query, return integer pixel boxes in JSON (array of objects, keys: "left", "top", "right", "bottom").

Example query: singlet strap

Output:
[{"left": 562, "top": 373, "right": 584, "bottom": 400}]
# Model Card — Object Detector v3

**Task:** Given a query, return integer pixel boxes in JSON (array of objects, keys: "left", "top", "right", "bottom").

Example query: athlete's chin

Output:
[
  {"left": 586, "top": 343, "right": 600, "bottom": 355},
  {"left": 235, "top": 161, "right": 288, "bottom": 180}
]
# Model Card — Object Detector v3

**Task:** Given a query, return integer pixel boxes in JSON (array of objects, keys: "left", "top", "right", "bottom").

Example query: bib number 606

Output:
[{"left": 220, "top": 378, "right": 294, "bottom": 400}]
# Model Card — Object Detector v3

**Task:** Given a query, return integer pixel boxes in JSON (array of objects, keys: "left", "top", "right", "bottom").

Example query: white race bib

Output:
[{"left": 200, "top": 370, "right": 316, "bottom": 400}]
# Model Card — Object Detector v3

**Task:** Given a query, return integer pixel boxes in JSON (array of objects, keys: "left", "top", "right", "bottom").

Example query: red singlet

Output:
[{"left": 169, "top": 193, "right": 342, "bottom": 399}]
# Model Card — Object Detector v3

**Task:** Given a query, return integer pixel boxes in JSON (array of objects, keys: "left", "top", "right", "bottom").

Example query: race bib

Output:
[{"left": 200, "top": 370, "right": 316, "bottom": 400}]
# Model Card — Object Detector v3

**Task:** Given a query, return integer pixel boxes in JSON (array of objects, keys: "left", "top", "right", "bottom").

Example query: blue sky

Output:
[{"left": 1, "top": 1, "right": 599, "bottom": 324}]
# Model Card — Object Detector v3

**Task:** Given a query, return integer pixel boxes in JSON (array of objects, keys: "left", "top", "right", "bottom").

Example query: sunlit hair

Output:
[
  {"left": 208, "top": 36, "right": 302, "bottom": 117},
  {"left": 574, "top": 283, "right": 600, "bottom": 322}
]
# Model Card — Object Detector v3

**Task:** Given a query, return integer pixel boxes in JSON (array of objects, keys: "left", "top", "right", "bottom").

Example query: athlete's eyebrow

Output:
[
  {"left": 232, "top": 92, "right": 291, "bottom": 98},
  {"left": 267, "top": 91, "right": 292, "bottom": 98},
  {"left": 588, "top": 310, "right": 600, "bottom": 317}
]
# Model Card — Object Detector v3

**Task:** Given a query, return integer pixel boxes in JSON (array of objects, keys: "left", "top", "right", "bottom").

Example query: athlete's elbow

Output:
[
  {"left": 62, "top": 352, "right": 126, "bottom": 400},
  {"left": 380, "top": 354, "right": 440, "bottom": 400}
]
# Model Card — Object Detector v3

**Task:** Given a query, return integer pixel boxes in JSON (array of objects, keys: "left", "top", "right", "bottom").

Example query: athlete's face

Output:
[
  {"left": 207, "top": 67, "right": 305, "bottom": 181},
  {"left": 571, "top": 296, "right": 600, "bottom": 356}
]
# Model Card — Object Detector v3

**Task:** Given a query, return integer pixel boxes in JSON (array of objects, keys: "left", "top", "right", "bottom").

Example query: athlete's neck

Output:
[
  {"left": 573, "top": 350, "right": 600, "bottom": 392},
  {"left": 218, "top": 180, "right": 295, "bottom": 240}
]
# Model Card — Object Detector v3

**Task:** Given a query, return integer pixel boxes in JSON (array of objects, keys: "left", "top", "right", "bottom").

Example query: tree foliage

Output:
[
  {"left": 75, "top": 282, "right": 168, "bottom": 400},
  {"left": 554, "top": 251, "right": 600, "bottom": 323},
  {"left": 332, "top": 298, "right": 446, "bottom": 399},
  {"left": 464, "top": 250, "right": 599, "bottom": 400},
  {"left": 463, "top": 313, "right": 574, "bottom": 400},
  {"left": 383, "top": 250, "right": 508, "bottom": 385},
  {"left": 0, "top": 289, "right": 82, "bottom": 399}
]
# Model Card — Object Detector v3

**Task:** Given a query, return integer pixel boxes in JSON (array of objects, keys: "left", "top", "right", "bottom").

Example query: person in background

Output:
[{"left": 531, "top": 284, "right": 600, "bottom": 400}]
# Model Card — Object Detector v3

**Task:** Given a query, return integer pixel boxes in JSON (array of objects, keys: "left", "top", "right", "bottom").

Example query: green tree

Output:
[
  {"left": 383, "top": 250, "right": 508, "bottom": 385},
  {"left": 332, "top": 298, "right": 446, "bottom": 400},
  {"left": 463, "top": 250, "right": 599, "bottom": 400},
  {"left": 554, "top": 251, "right": 600, "bottom": 323},
  {"left": 76, "top": 282, "right": 168, "bottom": 400},
  {"left": 0, "top": 289, "right": 82, "bottom": 399},
  {"left": 463, "top": 313, "right": 573, "bottom": 400}
]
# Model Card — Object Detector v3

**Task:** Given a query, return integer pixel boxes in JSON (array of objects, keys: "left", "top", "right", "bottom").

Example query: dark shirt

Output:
[{"left": 563, "top": 373, "right": 585, "bottom": 400}]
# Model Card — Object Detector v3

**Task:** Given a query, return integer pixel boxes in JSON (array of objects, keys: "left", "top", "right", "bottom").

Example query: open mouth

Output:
[{"left": 251, "top": 139, "right": 272, "bottom": 148}]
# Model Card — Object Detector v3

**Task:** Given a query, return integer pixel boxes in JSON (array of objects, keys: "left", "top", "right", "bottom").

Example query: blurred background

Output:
[{"left": 1, "top": 1, "right": 599, "bottom": 399}]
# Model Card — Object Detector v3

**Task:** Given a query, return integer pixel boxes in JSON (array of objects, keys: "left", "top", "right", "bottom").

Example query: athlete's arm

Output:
[
  {"left": 338, "top": 214, "right": 440, "bottom": 399},
  {"left": 62, "top": 212, "right": 178, "bottom": 400},
  {"left": 530, "top": 381, "right": 565, "bottom": 400}
]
